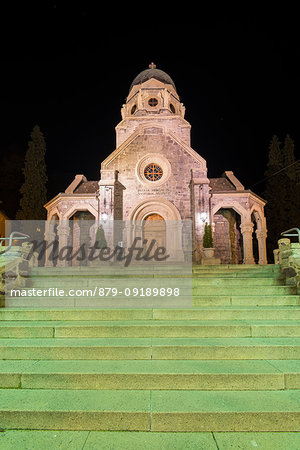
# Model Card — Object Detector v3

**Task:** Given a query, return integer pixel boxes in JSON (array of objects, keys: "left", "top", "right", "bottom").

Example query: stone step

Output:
[
  {"left": 2, "top": 320, "right": 300, "bottom": 338},
  {"left": 4, "top": 296, "right": 299, "bottom": 308},
  {"left": 155, "top": 307, "right": 300, "bottom": 321},
  {"left": 29, "top": 265, "right": 279, "bottom": 277},
  {"left": 192, "top": 286, "right": 295, "bottom": 295},
  {"left": 192, "top": 295, "right": 300, "bottom": 307},
  {"left": 3, "top": 297, "right": 193, "bottom": 309},
  {"left": 193, "top": 277, "right": 282, "bottom": 285},
  {"left": 1, "top": 359, "right": 300, "bottom": 390},
  {"left": 1, "top": 306, "right": 300, "bottom": 321},
  {"left": 0, "top": 308, "right": 154, "bottom": 321},
  {"left": 1, "top": 430, "right": 300, "bottom": 450},
  {"left": 29, "top": 267, "right": 192, "bottom": 277},
  {"left": 151, "top": 390, "right": 300, "bottom": 431},
  {"left": 194, "top": 272, "right": 282, "bottom": 278},
  {"left": 192, "top": 264, "right": 280, "bottom": 271},
  {"left": 1, "top": 430, "right": 300, "bottom": 449},
  {"left": 1, "top": 388, "right": 300, "bottom": 431},
  {"left": 2, "top": 262, "right": 299, "bottom": 438},
  {"left": 0, "top": 429, "right": 221, "bottom": 449},
  {"left": 1, "top": 337, "right": 300, "bottom": 360},
  {"left": 27, "top": 276, "right": 283, "bottom": 287}
]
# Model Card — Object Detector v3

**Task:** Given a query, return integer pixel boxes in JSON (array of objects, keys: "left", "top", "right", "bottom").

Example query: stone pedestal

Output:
[{"left": 201, "top": 256, "right": 221, "bottom": 265}]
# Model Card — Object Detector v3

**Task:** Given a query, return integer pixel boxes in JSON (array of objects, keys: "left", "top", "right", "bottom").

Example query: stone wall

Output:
[
  {"left": 213, "top": 213, "right": 243, "bottom": 264},
  {"left": 213, "top": 214, "right": 231, "bottom": 264}
]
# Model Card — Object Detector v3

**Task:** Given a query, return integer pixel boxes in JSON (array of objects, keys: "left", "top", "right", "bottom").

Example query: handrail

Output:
[
  {"left": 0, "top": 232, "right": 30, "bottom": 256},
  {"left": 281, "top": 228, "right": 300, "bottom": 243}
]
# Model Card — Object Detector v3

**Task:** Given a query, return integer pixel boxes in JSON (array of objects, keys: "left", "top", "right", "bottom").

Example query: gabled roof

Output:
[
  {"left": 65, "top": 175, "right": 87, "bottom": 194},
  {"left": 210, "top": 171, "right": 245, "bottom": 192},
  {"left": 209, "top": 178, "right": 236, "bottom": 192},
  {"left": 73, "top": 181, "right": 99, "bottom": 194}
]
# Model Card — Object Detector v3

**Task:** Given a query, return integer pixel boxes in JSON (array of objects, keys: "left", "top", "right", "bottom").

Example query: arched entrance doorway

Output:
[
  {"left": 128, "top": 198, "right": 185, "bottom": 261},
  {"left": 213, "top": 208, "right": 243, "bottom": 264},
  {"left": 69, "top": 211, "right": 95, "bottom": 266},
  {"left": 143, "top": 213, "right": 166, "bottom": 252}
]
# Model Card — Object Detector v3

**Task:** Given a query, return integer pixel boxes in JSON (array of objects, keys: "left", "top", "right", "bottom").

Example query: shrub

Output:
[{"left": 203, "top": 223, "right": 213, "bottom": 248}]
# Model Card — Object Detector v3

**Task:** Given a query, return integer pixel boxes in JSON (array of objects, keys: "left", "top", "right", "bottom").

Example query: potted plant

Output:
[{"left": 203, "top": 222, "right": 214, "bottom": 258}]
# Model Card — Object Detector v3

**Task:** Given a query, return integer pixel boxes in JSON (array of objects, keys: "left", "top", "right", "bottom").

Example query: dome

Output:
[{"left": 129, "top": 63, "right": 176, "bottom": 93}]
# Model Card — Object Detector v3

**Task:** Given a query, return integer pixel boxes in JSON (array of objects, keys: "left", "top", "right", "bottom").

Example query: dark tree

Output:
[
  {"left": 283, "top": 135, "right": 297, "bottom": 180},
  {"left": 282, "top": 135, "right": 299, "bottom": 228},
  {"left": 0, "top": 146, "right": 23, "bottom": 218},
  {"left": 264, "top": 134, "right": 299, "bottom": 260},
  {"left": 264, "top": 136, "right": 287, "bottom": 258},
  {"left": 16, "top": 125, "right": 48, "bottom": 220}
]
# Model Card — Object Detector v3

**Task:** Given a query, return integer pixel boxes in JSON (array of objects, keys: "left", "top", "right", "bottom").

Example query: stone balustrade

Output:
[
  {"left": 274, "top": 238, "right": 300, "bottom": 294},
  {"left": 0, "top": 242, "right": 37, "bottom": 307}
]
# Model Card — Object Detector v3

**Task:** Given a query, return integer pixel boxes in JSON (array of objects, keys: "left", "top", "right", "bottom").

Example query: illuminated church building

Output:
[{"left": 44, "top": 63, "right": 268, "bottom": 265}]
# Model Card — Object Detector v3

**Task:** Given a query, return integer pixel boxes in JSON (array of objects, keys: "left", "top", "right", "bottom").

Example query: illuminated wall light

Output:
[
  {"left": 200, "top": 212, "right": 208, "bottom": 223},
  {"left": 101, "top": 213, "right": 108, "bottom": 223}
]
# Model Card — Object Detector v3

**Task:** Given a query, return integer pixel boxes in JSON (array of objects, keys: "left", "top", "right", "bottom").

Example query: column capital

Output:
[
  {"left": 57, "top": 223, "right": 70, "bottom": 234},
  {"left": 256, "top": 229, "right": 267, "bottom": 239},
  {"left": 240, "top": 223, "right": 253, "bottom": 234}
]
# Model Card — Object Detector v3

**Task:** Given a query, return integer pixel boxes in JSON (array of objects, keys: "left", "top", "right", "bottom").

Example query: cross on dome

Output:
[{"left": 149, "top": 62, "right": 156, "bottom": 69}]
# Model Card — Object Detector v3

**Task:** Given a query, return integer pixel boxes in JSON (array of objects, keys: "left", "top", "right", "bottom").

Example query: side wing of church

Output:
[{"left": 44, "top": 63, "right": 267, "bottom": 265}]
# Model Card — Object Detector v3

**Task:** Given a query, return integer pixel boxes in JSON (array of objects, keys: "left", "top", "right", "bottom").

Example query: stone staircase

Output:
[{"left": 1, "top": 264, "right": 300, "bottom": 447}]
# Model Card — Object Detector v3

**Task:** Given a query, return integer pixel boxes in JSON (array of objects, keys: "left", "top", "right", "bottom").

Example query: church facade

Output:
[{"left": 44, "top": 63, "right": 268, "bottom": 265}]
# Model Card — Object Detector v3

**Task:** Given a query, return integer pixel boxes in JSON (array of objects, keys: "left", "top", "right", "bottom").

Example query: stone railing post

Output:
[{"left": 256, "top": 229, "right": 268, "bottom": 265}]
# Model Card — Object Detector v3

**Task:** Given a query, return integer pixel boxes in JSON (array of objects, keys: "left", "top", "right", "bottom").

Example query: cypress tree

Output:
[
  {"left": 283, "top": 134, "right": 296, "bottom": 181},
  {"left": 266, "top": 135, "right": 283, "bottom": 169},
  {"left": 264, "top": 134, "right": 299, "bottom": 259},
  {"left": 264, "top": 135, "right": 288, "bottom": 258},
  {"left": 282, "top": 135, "right": 298, "bottom": 228},
  {"left": 16, "top": 125, "right": 48, "bottom": 220}
]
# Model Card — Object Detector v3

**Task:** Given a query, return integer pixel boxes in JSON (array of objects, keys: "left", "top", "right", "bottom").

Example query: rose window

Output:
[{"left": 144, "top": 163, "right": 163, "bottom": 181}]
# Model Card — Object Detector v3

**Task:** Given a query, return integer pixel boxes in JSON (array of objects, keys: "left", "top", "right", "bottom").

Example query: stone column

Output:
[
  {"left": 44, "top": 221, "right": 52, "bottom": 267},
  {"left": 240, "top": 223, "right": 255, "bottom": 264},
  {"left": 166, "top": 221, "right": 184, "bottom": 262},
  {"left": 125, "top": 222, "right": 134, "bottom": 249},
  {"left": 72, "top": 220, "right": 80, "bottom": 267},
  {"left": 89, "top": 222, "right": 98, "bottom": 248},
  {"left": 44, "top": 220, "right": 58, "bottom": 267},
  {"left": 256, "top": 229, "right": 268, "bottom": 265},
  {"left": 134, "top": 224, "right": 143, "bottom": 245},
  {"left": 189, "top": 172, "right": 211, "bottom": 262},
  {"left": 57, "top": 221, "right": 70, "bottom": 267}
]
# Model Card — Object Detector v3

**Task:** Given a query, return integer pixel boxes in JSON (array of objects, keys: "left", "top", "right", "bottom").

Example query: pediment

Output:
[{"left": 101, "top": 125, "right": 207, "bottom": 170}]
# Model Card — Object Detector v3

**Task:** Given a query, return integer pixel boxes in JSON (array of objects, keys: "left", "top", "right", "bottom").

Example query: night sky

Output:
[{"left": 0, "top": 5, "right": 299, "bottom": 217}]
